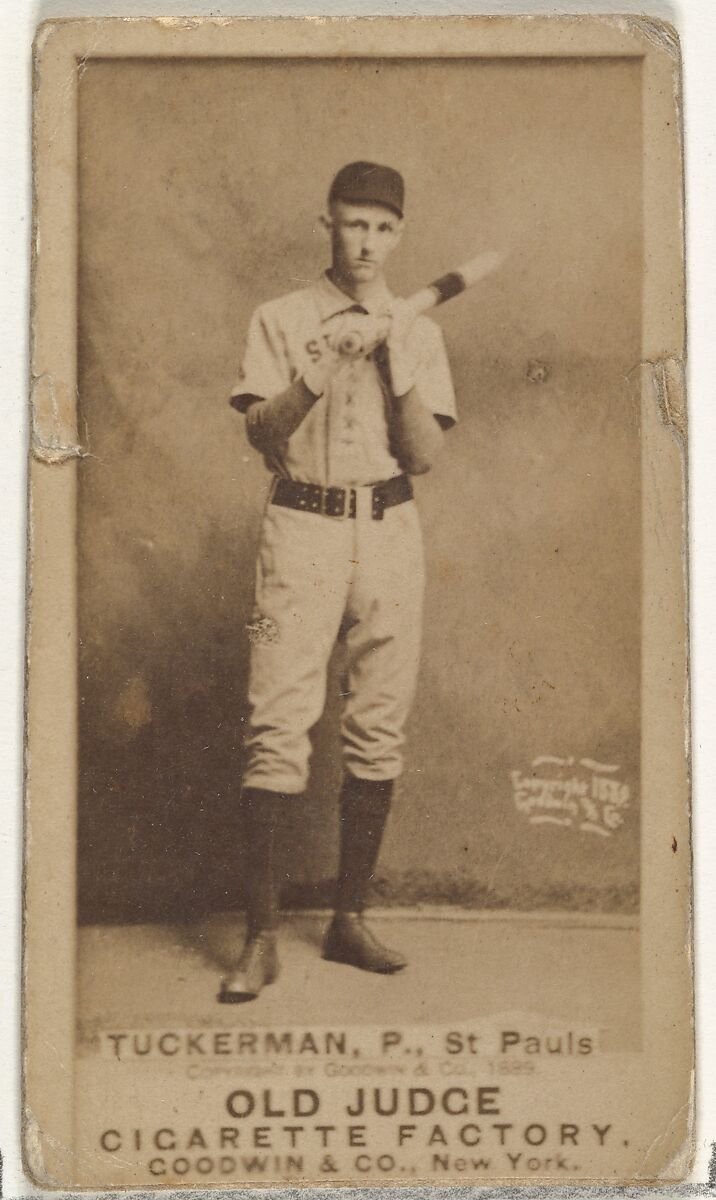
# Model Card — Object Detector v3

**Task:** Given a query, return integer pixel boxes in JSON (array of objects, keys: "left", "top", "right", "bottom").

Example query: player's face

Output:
[{"left": 329, "top": 201, "right": 403, "bottom": 283}]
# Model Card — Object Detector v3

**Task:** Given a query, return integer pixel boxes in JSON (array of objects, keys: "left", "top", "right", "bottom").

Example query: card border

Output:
[{"left": 25, "top": 15, "right": 690, "bottom": 1188}]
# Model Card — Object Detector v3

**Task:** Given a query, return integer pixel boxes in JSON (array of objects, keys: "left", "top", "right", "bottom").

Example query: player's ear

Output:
[
  {"left": 393, "top": 217, "right": 405, "bottom": 246},
  {"left": 318, "top": 210, "right": 333, "bottom": 234}
]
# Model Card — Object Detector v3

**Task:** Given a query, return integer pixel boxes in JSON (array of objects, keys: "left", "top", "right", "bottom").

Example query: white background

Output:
[{"left": 2, "top": 0, "right": 713, "bottom": 1195}]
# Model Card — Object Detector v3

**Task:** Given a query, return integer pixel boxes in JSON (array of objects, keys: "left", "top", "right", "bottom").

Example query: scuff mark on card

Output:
[
  {"left": 24, "top": 1101, "right": 84, "bottom": 1188},
  {"left": 246, "top": 615, "right": 280, "bottom": 645},
  {"left": 641, "top": 355, "right": 686, "bottom": 446},
  {"left": 30, "top": 374, "right": 85, "bottom": 464},
  {"left": 154, "top": 17, "right": 204, "bottom": 29},
  {"left": 640, "top": 1093, "right": 694, "bottom": 1182},
  {"left": 153, "top": 16, "right": 235, "bottom": 30},
  {"left": 23, "top": 1105, "right": 52, "bottom": 1187},
  {"left": 616, "top": 16, "right": 680, "bottom": 60},
  {"left": 614, "top": 16, "right": 682, "bottom": 117},
  {"left": 115, "top": 676, "right": 152, "bottom": 731}
]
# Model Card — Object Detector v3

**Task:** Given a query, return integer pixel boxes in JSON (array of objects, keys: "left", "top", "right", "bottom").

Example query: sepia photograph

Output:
[{"left": 25, "top": 15, "right": 691, "bottom": 1189}]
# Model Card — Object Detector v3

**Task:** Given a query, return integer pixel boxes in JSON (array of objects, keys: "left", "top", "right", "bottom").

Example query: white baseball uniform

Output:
[{"left": 233, "top": 272, "right": 456, "bottom": 794}]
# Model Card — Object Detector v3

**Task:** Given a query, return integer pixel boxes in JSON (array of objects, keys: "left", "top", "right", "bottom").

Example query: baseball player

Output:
[{"left": 222, "top": 161, "right": 456, "bottom": 1002}]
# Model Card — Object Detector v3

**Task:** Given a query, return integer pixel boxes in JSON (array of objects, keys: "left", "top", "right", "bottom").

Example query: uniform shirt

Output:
[{"left": 232, "top": 272, "right": 456, "bottom": 487}]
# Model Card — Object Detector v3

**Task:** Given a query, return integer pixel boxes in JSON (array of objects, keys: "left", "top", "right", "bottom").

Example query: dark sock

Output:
[
  {"left": 335, "top": 774, "right": 394, "bottom": 914},
  {"left": 241, "top": 787, "right": 287, "bottom": 935}
]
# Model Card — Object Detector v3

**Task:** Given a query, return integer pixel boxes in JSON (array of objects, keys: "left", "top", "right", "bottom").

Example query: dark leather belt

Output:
[{"left": 271, "top": 474, "right": 413, "bottom": 520}]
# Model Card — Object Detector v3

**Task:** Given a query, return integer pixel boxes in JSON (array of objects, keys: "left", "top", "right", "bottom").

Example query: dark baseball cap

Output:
[{"left": 328, "top": 161, "right": 405, "bottom": 218}]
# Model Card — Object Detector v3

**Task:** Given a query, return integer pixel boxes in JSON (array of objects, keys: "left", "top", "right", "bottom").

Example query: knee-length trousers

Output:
[{"left": 242, "top": 491, "right": 425, "bottom": 795}]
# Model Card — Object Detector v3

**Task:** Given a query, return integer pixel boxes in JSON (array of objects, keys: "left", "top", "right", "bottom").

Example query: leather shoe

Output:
[
  {"left": 218, "top": 932, "right": 278, "bottom": 1003},
  {"left": 323, "top": 913, "right": 407, "bottom": 974}
]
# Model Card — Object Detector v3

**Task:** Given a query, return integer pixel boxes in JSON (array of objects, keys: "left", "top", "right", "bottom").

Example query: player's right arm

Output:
[
  {"left": 230, "top": 304, "right": 340, "bottom": 455},
  {"left": 239, "top": 381, "right": 317, "bottom": 455}
]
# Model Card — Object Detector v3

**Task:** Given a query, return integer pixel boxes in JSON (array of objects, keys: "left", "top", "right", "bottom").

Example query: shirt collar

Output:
[{"left": 312, "top": 271, "right": 393, "bottom": 321}]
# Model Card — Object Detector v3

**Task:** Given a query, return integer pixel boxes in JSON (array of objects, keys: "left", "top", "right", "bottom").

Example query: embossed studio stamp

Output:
[{"left": 511, "top": 757, "right": 631, "bottom": 837}]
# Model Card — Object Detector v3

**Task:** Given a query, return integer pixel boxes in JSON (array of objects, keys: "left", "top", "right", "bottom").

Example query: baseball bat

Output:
[{"left": 336, "top": 249, "right": 505, "bottom": 357}]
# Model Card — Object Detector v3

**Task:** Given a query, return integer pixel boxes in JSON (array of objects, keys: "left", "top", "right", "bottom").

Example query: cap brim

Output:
[{"left": 338, "top": 193, "right": 403, "bottom": 218}]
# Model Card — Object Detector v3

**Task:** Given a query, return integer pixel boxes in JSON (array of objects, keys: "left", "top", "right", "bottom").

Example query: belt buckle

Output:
[
  {"left": 321, "top": 485, "right": 349, "bottom": 519},
  {"left": 371, "top": 482, "right": 386, "bottom": 520}
]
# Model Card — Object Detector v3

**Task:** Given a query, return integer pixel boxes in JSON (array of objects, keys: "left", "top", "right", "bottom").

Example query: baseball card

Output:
[{"left": 24, "top": 14, "right": 691, "bottom": 1189}]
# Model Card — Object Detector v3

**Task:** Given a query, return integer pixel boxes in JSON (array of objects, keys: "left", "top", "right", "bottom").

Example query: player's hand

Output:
[
  {"left": 385, "top": 299, "right": 418, "bottom": 348},
  {"left": 384, "top": 300, "right": 420, "bottom": 396},
  {"left": 326, "top": 312, "right": 390, "bottom": 360},
  {"left": 303, "top": 347, "right": 342, "bottom": 398},
  {"left": 304, "top": 311, "right": 382, "bottom": 394}
]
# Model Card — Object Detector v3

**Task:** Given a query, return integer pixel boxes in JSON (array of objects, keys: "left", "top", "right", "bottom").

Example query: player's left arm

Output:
[
  {"left": 386, "top": 389, "right": 445, "bottom": 475},
  {"left": 381, "top": 304, "right": 456, "bottom": 475}
]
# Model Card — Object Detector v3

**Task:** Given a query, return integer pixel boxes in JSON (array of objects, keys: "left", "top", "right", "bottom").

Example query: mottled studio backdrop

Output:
[{"left": 77, "top": 58, "right": 641, "bottom": 922}]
